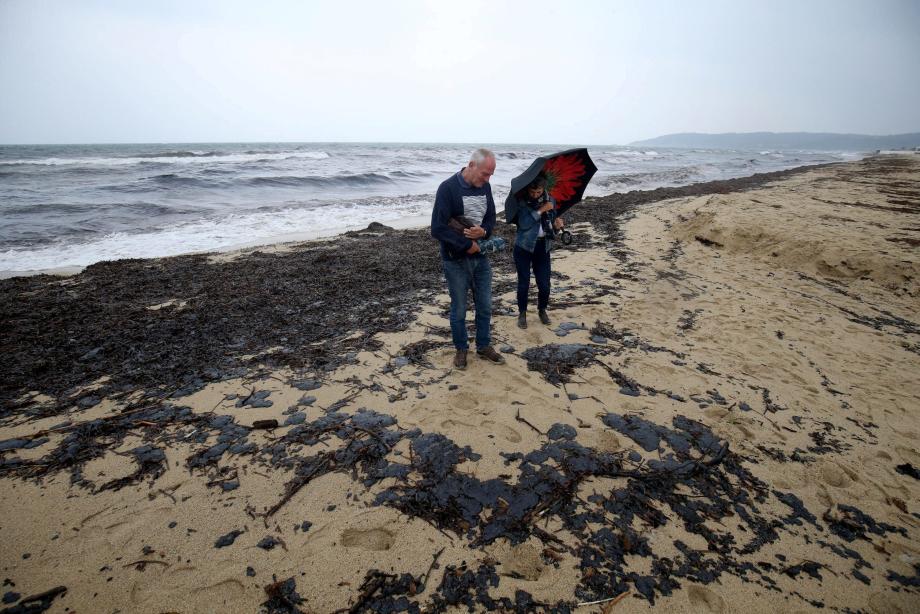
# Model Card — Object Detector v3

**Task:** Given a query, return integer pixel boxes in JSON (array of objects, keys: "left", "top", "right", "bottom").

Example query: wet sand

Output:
[{"left": 1, "top": 156, "right": 918, "bottom": 612}]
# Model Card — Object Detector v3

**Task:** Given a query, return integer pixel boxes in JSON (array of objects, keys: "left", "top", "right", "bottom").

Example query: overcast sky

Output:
[{"left": 1, "top": 0, "right": 918, "bottom": 145}]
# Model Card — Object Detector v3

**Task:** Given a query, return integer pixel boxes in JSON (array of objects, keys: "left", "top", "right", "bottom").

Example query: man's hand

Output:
[
  {"left": 466, "top": 241, "right": 481, "bottom": 254},
  {"left": 463, "top": 225, "right": 486, "bottom": 239},
  {"left": 538, "top": 202, "right": 554, "bottom": 214},
  {"left": 554, "top": 217, "right": 564, "bottom": 230}
]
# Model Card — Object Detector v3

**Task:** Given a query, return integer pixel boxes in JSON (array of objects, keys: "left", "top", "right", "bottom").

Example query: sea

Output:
[{"left": 0, "top": 142, "right": 865, "bottom": 275}]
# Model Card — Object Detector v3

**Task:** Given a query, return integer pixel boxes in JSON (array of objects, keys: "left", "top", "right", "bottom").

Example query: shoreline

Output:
[
  {"left": 1, "top": 155, "right": 918, "bottom": 612},
  {"left": 0, "top": 158, "right": 856, "bottom": 280},
  {"left": 0, "top": 160, "right": 854, "bottom": 409}
]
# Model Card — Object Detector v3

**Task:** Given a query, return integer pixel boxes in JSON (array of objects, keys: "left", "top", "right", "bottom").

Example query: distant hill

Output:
[{"left": 630, "top": 132, "right": 920, "bottom": 151}]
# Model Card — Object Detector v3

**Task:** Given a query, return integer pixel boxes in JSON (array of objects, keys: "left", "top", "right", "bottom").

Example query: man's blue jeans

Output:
[{"left": 442, "top": 255, "right": 492, "bottom": 350}]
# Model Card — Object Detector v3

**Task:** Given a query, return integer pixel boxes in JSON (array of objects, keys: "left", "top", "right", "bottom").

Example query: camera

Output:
[{"left": 528, "top": 194, "right": 556, "bottom": 240}]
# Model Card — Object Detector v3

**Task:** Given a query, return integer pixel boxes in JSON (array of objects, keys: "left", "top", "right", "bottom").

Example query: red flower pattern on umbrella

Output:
[
  {"left": 543, "top": 154, "right": 587, "bottom": 205},
  {"left": 506, "top": 148, "right": 597, "bottom": 221}
]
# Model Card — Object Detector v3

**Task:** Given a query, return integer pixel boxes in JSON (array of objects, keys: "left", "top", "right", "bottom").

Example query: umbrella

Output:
[{"left": 504, "top": 148, "right": 598, "bottom": 225}]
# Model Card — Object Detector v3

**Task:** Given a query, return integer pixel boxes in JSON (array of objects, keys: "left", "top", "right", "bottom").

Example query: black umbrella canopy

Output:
[{"left": 505, "top": 148, "right": 598, "bottom": 222}]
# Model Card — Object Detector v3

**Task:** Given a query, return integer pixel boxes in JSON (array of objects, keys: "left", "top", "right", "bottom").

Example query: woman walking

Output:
[{"left": 510, "top": 173, "right": 564, "bottom": 329}]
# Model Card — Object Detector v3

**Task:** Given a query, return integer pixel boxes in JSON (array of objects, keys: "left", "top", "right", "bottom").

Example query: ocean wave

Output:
[
  {"left": 2, "top": 202, "right": 99, "bottom": 216},
  {"left": 135, "top": 150, "right": 221, "bottom": 158},
  {"left": 599, "top": 149, "right": 662, "bottom": 164},
  {"left": 0, "top": 197, "right": 432, "bottom": 271},
  {"left": 0, "top": 200, "right": 192, "bottom": 221},
  {"left": 95, "top": 169, "right": 405, "bottom": 193},
  {"left": 97, "top": 174, "right": 223, "bottom": 192},
  {"left": 597, "top": 166, "right": 703, "bottom": 191},
  {"left": 150, "top": 173, "right": 221, "bottom": 187},
  {"left": 389, "top": 170, "right": 432, "bottom": 178},
  {"left": 0, "top": 150, "right": 330, "bottom": 167},
  {"left": 246, "top": 172, "right": 395, "bottom": 188}
]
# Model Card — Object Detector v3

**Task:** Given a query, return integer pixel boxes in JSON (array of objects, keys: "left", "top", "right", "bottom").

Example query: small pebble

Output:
[
  {"left": 215, "top": 530, "right": 244, "bottom": 548},
  {"left": 220, "top": 479, "right": 240, "bottom": 492}
]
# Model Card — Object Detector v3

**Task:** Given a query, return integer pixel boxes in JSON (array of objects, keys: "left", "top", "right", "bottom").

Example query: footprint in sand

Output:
[
  {"left": 594, "top": 431, "right": 621, "bottom": 453},
  {"left": 895, "top": 445, "right": 920, "bottom": 466},
  {"left": 820, "top": 462, "right": 857, "bottom": 488},
  {"left": 450, "top": 391, "right": 479, "bottom": 412},
  {"left": 868, "top": 590, "right": 914, "bottom": 614},
  {"left": 130, "top": 569, "right": 208, "bottom": 606},
  {"left": 687, "top": 585, "right": 725, "bottom": 613},
  {"left": 341, "top": 527, "right": 396, "bottom": 551},
  {"left": 191, "top": 579, "right": 246, "bottom": 605},
  {"left": 481, "top": 420, "right": 522, "bottom": 443},
  {"left": 497, "top": 543, "right": 543, "bottom": 581},
  {"left": 440, "top": 419, "right": 476, "bottom": 431}
]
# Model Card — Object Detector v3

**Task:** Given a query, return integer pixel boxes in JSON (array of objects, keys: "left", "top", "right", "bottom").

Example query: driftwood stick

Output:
[
  {"left": 577, "top": 589, "right": 629, "bottom": 608},
  {"left": 515, "top": 408, "right": 544, "bottom": 435}
]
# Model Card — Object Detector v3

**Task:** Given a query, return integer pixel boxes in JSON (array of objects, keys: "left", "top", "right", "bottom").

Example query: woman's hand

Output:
[
  {"left": 553, "top": 217, "right": 564, "bottom": 230},
  {"left": 538, "top": 202, "right": 554, "bottom": 214}
]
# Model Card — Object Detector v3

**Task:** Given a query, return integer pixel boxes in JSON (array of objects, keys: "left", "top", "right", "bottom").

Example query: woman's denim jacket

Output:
[{"left": 514, "top": 196, "right": 557, "bottom": 253}]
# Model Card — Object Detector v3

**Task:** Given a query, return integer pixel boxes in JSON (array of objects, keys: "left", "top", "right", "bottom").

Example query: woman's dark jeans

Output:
[{"left": 513, "top": 240, "right": 551, "bottom": 313}]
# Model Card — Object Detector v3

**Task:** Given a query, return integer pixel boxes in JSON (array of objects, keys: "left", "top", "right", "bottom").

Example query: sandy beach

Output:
[{"left": 1, "top": 155, "right": 918, "bottom": 612}]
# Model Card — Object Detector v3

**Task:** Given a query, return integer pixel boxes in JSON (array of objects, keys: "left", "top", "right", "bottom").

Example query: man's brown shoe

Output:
[
  {"left": 476, "top": 346, "right": 505, "bottom": 364},
  {"left": 453, "top": 349, "right": 468, "bottom": 370}
]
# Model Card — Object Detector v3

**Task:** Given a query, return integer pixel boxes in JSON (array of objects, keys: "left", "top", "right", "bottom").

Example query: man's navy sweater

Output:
[{"left": 430, "top": 170, "right": 496, "bottom": 261}]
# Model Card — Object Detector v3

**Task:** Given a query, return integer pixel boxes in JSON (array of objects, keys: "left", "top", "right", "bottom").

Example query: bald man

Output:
[{"left": 431, "top": 148, "right": 505, "bottom": 370}]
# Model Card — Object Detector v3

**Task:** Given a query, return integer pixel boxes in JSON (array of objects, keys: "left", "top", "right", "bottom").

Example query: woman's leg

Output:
[
  {"left": 513, "top": 244, "right": 533, "bottom": 313},
  {"left": 533, "top": 243, "right": 552, "bottom": 311}
]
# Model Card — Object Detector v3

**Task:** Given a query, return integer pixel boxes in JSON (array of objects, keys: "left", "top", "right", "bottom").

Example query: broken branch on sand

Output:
[
  {"left": 577, "top": 589, "right": 630, "bottom": 609},
  {"left": 515, "top": 408, "right": 544, "bottom": 435}
]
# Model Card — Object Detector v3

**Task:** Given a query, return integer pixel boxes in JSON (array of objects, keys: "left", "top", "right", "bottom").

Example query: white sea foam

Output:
[
  {"left": 0, "top": 151, "right": 330, "bottom": 167},
  {"left": 0, "top": 197, "right": 431, "bottom": 272}
]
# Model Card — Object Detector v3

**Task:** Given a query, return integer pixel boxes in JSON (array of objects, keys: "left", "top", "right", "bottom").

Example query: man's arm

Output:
[{"left": 431, "top": 183, "right": 473, "bottom": 252}]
